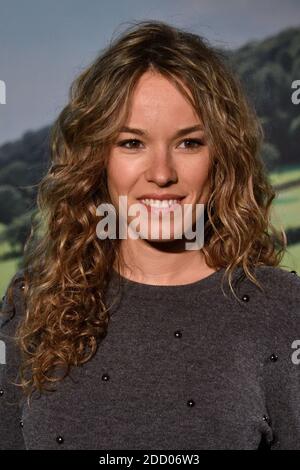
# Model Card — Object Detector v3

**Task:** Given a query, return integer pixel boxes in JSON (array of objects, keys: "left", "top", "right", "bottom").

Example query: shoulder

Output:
[
  {"left": 0, "top": 268, "right": 26, "bottom": 332},
  {"left": 239, "top": 265, "right": 300, "bottom": 332},
  {"left": 253, "top": 264, "right": 299, "bottom": 283},
  {"left": 229, "top": 264, "right": 300, "bottom": 302},
  {"left": 0, "top": 269, "right": 26, "bottom": 450},
  {"left": 251, "top": 265, "right": 300, "bottom": 303},
  {"left": 0, "top": 269, "right": 26, "bottom": 393}
]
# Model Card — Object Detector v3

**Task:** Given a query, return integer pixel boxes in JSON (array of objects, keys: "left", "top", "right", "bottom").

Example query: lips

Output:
[
  {"left": 138, "top": 198, "right": 185, "bottom": 214},
  {"left": 137, "top": 193, "right": 185, "bottom": 201}
]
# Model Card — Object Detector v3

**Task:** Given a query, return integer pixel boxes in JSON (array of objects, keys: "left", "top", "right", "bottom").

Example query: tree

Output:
[
  {"left": 260, "top": 142, "right": 280, "bottom": 172},
  {"left": 0, "top": 185, "right": 28, "bottom": 224}
]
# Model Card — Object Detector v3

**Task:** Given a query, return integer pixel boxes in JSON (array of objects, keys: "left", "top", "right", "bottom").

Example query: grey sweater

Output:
[{"left": 0, "top": 265, "right": 300, "bottom": 450}]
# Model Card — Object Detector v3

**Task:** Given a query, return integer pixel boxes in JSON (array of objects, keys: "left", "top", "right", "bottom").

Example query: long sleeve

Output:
[
  {"left": 262, "top": 269, "right": 300, "bottom": 449},
  {"left": 0, "top": 270, "right": 26, "bottom": 450}
]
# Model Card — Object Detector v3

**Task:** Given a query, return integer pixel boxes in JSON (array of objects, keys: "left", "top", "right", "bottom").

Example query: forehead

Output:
[{"left": 126, "top": 71, "right": 200, "bottom": 124}]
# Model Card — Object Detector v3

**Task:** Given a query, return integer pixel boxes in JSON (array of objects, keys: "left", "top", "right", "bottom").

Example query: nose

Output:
[{"left": 144, "top": 151, "right": 178, "bottom": 186}]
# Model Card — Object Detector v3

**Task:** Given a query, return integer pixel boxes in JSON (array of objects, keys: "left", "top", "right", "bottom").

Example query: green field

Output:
[
  {"left": 269, "top": 165, "right": 300, "bottom": 186},
  {"left": 282, "top": 242, "right": 300, "bottom": 272},
  {"left": 272, "top": 185, "right": 300, "bottom": 229},
  {"left": 1, "top": 166, "right": 300, "bottom": 297}
]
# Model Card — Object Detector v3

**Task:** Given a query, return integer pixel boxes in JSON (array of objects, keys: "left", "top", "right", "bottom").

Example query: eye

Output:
[
  {"left": 116, "top": 138, "right": 205, "bottom": 150},
  {"left": 178, "top": 138, "right": 205, "bottom": 150},
  {"left": 117, "top": 139, "right": 143, "bottom": 149}
]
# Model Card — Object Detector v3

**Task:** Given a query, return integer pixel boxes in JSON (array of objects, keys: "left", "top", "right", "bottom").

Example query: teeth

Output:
[{"left": 140, "top": 198, "right": 181, "bottom": 208}]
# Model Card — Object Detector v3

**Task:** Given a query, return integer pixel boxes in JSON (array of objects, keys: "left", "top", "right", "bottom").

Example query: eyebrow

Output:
[{"left": 119, "top": 125, "right": 204, "bottom": 138}]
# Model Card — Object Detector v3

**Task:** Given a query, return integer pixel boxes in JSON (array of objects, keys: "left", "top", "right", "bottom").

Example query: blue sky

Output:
[{"left": 0, "top": 0, "right": 299, "bottom": 145}]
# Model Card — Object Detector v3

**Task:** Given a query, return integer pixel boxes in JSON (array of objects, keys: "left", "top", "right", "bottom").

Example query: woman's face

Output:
[{"left": 106, "top": 70, "right": 211, "bottom": 243}]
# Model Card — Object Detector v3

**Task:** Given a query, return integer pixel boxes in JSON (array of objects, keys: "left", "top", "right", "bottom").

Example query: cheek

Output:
[
  {"left": 182, "top": 156, "right": 211, "bottom": 193},
  {"left": 106, "top": 156, "right": 139, "bottom": 199}
]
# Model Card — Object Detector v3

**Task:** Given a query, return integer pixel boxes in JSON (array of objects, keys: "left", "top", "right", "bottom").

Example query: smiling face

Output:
[{"left": 106, "top": 69, "right": 211, "bottom": 243}]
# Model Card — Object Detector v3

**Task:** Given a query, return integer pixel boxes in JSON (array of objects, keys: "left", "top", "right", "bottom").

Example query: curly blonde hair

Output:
[{"left": 3, "top": 19, "right": 286, "bottom": 401}]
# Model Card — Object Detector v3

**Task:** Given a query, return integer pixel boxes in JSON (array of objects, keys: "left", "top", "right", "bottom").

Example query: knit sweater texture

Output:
[{"left": 0, "top": 265, "right": 300, "bottom": 450}]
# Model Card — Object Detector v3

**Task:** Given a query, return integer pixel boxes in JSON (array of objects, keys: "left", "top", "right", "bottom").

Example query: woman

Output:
[{"left": 1, "top": 20, "right": 300, "bottom": 450}]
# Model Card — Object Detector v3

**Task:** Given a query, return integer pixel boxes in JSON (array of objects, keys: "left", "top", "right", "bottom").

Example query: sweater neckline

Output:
[{"left": 110, "top": 266, "right": 228, "bottom": 295}]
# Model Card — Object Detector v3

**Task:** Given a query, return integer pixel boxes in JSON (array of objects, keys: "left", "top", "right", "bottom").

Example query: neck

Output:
[{"left": 114, "top": 237, "right": 216, "bottom": 286}]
